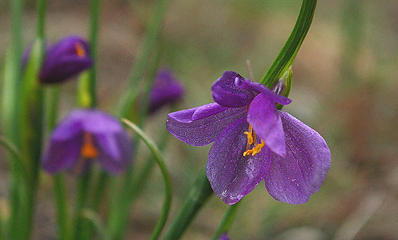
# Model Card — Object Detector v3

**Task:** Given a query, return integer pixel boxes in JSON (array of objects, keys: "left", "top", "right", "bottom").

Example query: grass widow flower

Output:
[
  {"left": 167, "top": 71, "right": 331, "bottom": 205},
  {"left": 42, "top": 109, "right": 133, "bottom": 174},
  {"left": 39, "top": 35, "right": 92, "bottom": 84},
  {"left": 149, "top": 69, "right": 184, "bottom": 113}
]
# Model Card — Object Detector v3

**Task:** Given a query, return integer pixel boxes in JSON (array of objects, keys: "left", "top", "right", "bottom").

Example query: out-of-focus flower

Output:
[
  {"left": 148, "top": 69, "right": 184, "bottom": 113},
  {"left": 39, "top": 35, "right": 92, "bottom": 84},
  {"left": 167, "top": 71, "right": 331, "bottom": 205},
  {"left": 42, "top": 109, "right": 133, "bottom": 174},
  {"left": 218, "top": 233, "right": 230, "bottom": 240}
]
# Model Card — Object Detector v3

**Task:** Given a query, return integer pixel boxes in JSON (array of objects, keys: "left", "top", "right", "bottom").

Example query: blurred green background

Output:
[{"left": 1, "top": 0, "right": 398, "bottom": 239}]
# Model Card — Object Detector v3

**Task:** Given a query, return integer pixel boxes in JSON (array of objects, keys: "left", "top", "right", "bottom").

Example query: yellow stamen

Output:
[
  {"left": 81, "top": 133, "right": 98, "bottom": 158},
  {"left": 243, "top": 125, "right": 265, "bottom": 157},
  {"left": 251, "top": 140, "right": 265, "bottom": 156},
  {"left": 244, "top": 125, "right": 254, "bottom": 145},
  {"left": 75, "top": 42, "right": 86, "bottom": 58}
]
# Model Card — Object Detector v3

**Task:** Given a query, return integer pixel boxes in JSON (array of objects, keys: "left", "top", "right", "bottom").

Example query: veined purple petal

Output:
[
  {"left": 166, "top": 103, "right": 245, "bottom": 146},
  {"left": 149, "top": 69, "right": 184, "bottom": 113},
  {"left": 264, "top": 112, "right": 331, "bottom": 204},
  {"left": 207, "top": 118, "right": 270, "bottom": 205},
  {"left": 39, "top": 35, "right": 92, "bottom": 84},
  {"left": 247, "top": 93, "right": 286, "bottom": 157},
  {"left": 235, "top": 78, "right": 291, "bottom": 106},
  {"left": 97, "top": 131, "right": 133, "bottom": 174},
  {"left": 211, "top": 71, "right": 255, "bottom": 107},
  {"left": 42, "top": 135, "right": 83, "bottom": 173}
]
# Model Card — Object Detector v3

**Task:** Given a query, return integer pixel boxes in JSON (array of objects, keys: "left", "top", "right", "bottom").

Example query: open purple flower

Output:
[
  {"left": 42, "top": 109, "right": 133, "bottom": 174},
  {"left": 149, "top": 69, "right": 184, "bottom": 113},
  {"left": 167, "top": 71, "right": 331, "bottom": 205},
  {"left": 39, "top": 35, "right": 92, "bottom": 84}
]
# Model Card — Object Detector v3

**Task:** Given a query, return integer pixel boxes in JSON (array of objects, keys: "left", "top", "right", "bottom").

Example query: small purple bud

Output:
[
  {"left": 218, "top": 233, "right": 230, "bottom": 240},
  {"left": 39, "top": 35, "right": 93, "bottom": 84},
  {"left": 148, "top": 68, "right": 184, "bottom": 113}
]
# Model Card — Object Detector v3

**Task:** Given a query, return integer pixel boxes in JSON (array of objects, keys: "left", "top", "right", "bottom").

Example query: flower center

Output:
[
  {"left": 81, "top": 132, "right": 98, "bottom": 159},
  {"left": 243, "top": 125, "right": 265, "bottom": 157},
  {"left": 75, "top": 42, "right": 86, "bottom": 58}
]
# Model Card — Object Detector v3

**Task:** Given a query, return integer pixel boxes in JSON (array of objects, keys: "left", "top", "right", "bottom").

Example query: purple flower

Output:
[
  {"left": 167, "top": 71, "right": 331, "bottom": 205},
  {"left": 218, "top": 233, "right": 230, "bottom": 240},
  {"left": 39, "top": 35, "right": 92, "bottom": 84},
  {"left": 42, "top": 109, "right": 133, "bottom": 174},
  {"left": 149, "top": 69, "right": 184, "bottom": 113}
]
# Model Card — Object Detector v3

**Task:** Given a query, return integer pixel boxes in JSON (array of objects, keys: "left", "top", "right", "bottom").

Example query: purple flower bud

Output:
[
  {"left": 218, "top": 233, "right": 230, "bottom": 240},
  {"left": 39, "top": 35, "right": 93, "bottom": 84},
  {"left": 42, "top": 109, "right": 133, "bottom": 174},
  {"left": 149, "top": 69, "right": 184, "bottom": 113}
]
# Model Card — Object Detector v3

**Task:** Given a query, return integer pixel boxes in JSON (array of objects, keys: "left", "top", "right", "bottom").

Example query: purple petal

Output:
[
  {"left": 211, "top": 71, "right": 256, "bottom": 107},
  {"left": 247, "top": 93, "right": 286, "bottom": 157},
  {"left": 207, "top": 118, "right": 270, "bottom": 205},
  {"left": 42, "top": 135, "right": 83, "bottom": 173},
  {"left": 149, "top": 69, "right": 184, "bottom": 113},
  {"left": 218, "top": 233, "right": 230, "bottom": 240},
  {"left": 166, "top": 103, "right": 245, "bottom": 146},
  {"left": 235, "top": 78, "right": 291, "bottom": 106},
  {"left": 97, "top": 131, "right": 133, "bottom": 174},
  {"left": 264, "top": 112, "right": 331, "bottom": 204},
  {"left": 39, "top": 35, "right": 92, "bottom": 84}
]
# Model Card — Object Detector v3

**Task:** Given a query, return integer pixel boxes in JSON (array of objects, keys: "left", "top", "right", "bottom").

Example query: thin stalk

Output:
[
  {"left": 45, "top": 87, "right": 70, "bottom": 240},
  {"left": 162, "top": 167, "right": 213, "bottom": 240},
  {"left": 122, "top": 120, "right": 172, "bottom": 240},
  {"left": 0, "top": 136, "right": 29, "bottom": 188},
  {"left": 2, "top": 0, "right": 23, "bottom": 237},
  {"left": 260, "top": 0, "right": 317, "bottom": 88},
  {"left": 106, "top": 0, "right": 166, "bottom": 234},
  {"left": 73, "top": 171, "right": 93, "bottom": 240},
  {"left": 53, "top": 175, "right": 69, "bottom": 240},
  {"left": 109, "top": 127, "right": 168, "bottom": 239},
  {"left": 74, "top": 0, "right": 101, "bottom": 238},
  {"left": 18, "top": 0, "right": 47, "bottom": 236},
  {"left": 211, "top": 202, "right": 241, "bottom": 240}
]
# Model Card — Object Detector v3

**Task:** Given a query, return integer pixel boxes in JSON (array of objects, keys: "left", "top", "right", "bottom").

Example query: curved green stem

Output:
[
  {"left": 211, "top": 201, "right": 241, "bottom": 240},
  {"left": 260, "top": 0, "right": 317, "bottom": 87},
  {"left": 122, "top": 119, "right": 172, "bottom": 240}
]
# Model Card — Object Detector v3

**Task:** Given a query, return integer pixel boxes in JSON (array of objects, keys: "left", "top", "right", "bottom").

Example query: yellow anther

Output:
[
  {"left": 243, "top": 124, "right": 265, "bottom": 157},
  {"left": 251, "top": 140, "right": 265, "bottom": 156},
  {"left": 81, "top": 133, "right": 98, "bottom": 159},
  {"left": 244, "top": 131, "right": 253, "bottom": 145},
  {"left": 75, "top": 42, "right": 86, "bottom": 58}
]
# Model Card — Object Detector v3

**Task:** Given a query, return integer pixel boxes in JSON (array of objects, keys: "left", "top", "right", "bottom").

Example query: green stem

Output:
[
  {"left": 0, "top": 136, "right": 29, "bottom": 188},
  {"left": 36, "top": 0, "right": 46, "bottom": 39},
  {"left": 54, "top": 175, "right": 69, "bottom": 240},
  {"left": 106, "top": 0, "right": 166, "bottom": 235},
  {"left": 122, "top": 120, "right": 172, "bottom": 240},
  {"left": 108, "top": 128, "right": 168, "bottom": 240},
  {"left": 211, "top": 202, "right": 241, "bottom": 240},
  {"left": 162, "top": 167, "right": 213, "bottom": 240},
  {"left": 2, "top": 0, "right": 23, "bottom": 237},
  {"left": 73, "top": 171, "right": 93, "bottom": 240},
  {"left": 260, "top": 0, "right": 317, "bottom": 87}
]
